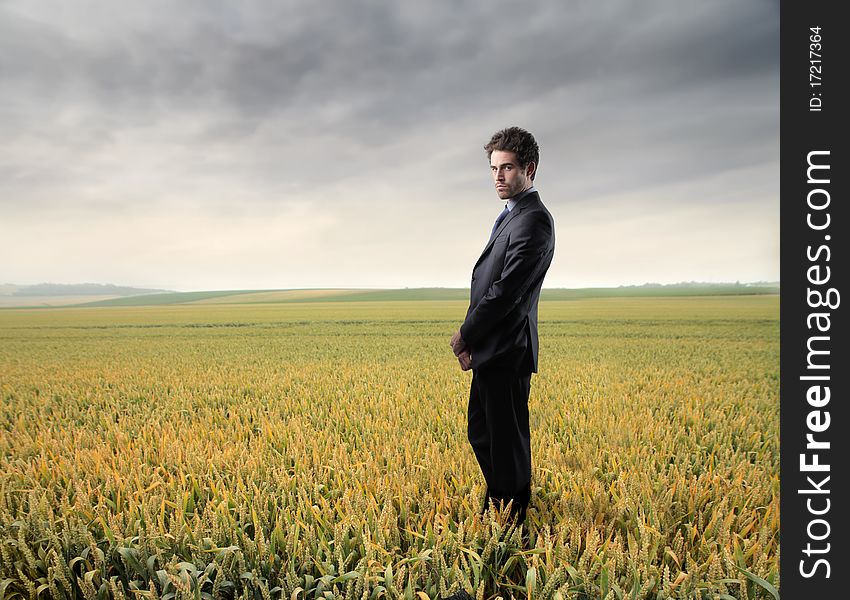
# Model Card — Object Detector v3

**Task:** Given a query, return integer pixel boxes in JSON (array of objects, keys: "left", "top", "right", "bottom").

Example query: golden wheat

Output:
[{"left": 0, "top": 297, "right": 779, "bottom": 599}]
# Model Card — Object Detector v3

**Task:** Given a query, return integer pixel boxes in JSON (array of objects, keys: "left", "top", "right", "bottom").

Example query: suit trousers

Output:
[{"left": 467, "top": 359, "right": 532, "bottom": 523}]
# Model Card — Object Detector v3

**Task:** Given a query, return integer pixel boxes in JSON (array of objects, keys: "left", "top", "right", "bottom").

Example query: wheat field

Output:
[{"left": 0, "top": 296, "right": 779, "bottom": 599}]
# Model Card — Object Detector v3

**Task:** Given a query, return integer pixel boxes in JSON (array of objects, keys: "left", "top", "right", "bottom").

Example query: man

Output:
[{"left": 450, "top": 126, "right": 555, "bottom": 527}]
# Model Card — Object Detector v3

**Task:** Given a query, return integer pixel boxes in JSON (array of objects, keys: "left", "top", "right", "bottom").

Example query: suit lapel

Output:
[{"left": 473, "top": 192, "right": 538, "bottom": 269}]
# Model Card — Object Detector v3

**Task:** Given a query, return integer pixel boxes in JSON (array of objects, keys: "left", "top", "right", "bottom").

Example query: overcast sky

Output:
[{"left": 0, "top": 0, "right": 779, "bottom": 291}]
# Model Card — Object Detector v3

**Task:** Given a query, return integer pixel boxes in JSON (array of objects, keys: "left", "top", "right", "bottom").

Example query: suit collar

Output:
[
  {"left": 495, "top": 190, "right": 538, "bottom": 236},
  {"left": 507, "top": 186, "right": 537, "bottom": 211},
  {"left": 475, "top": 191, "right": 540, "bottom": 267}
]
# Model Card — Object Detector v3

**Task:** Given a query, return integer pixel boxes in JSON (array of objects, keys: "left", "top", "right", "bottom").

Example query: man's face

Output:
[{"left": 490, "top": 150, "right": 534, "bottom": 200}]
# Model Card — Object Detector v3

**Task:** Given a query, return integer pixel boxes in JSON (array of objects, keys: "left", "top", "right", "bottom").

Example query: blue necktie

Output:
[{"left": 490, "top": 205, "right": 509, "bottom": 238}]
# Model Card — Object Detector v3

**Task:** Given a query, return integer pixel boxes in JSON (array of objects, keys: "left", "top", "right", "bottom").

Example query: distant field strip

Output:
[
  {"left": 188, "top": 289, "right": 368, "bottom": 304},
  {"left": 0, "top": 296, "right": 779, "bottom": 599},
  {"left": 0, "top": 294, "right": 121, "bottom": 308},
  {"left": 57, "top": 285, "right": 781, "bottom": 309}
]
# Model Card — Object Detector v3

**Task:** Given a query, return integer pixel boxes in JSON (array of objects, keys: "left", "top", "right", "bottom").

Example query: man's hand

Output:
[
  {"left": 457, "top": 350, "right": 472, "bottom": 371},
  {"left": 450, "top": 330, "right": 467, "bottom": 356}
]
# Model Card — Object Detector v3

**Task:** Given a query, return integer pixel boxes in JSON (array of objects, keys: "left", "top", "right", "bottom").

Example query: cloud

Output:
[{"left": 0, "top": 0, "right": 779, "bottom": 288}]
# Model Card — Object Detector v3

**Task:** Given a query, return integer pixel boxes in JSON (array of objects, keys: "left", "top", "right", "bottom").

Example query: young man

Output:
[{"left": 450, "top": 126, "right": 555, "bottom": 527}]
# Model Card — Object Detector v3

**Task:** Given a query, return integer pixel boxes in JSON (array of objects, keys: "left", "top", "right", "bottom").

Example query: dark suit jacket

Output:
[{"left": 460, "top": 190, "right": 555, "bottom": 372}]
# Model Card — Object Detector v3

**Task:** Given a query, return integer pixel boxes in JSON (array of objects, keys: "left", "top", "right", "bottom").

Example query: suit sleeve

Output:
[{"left": 460, "top": 210, "right": 553, "bottom": 347}]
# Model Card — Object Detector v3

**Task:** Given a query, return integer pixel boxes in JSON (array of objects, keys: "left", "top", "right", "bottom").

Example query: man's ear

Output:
[{"left": 525, "top": 161, "right": 537, "bottom": 180}]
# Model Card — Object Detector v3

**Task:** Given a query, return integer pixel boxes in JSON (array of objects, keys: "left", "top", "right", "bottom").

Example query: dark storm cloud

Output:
[
  {"left": 1, "top": 0, "right": 778, "bottom": 128},
  {"left": 0, "top": 0, "right": 778, "bottom": 222}
]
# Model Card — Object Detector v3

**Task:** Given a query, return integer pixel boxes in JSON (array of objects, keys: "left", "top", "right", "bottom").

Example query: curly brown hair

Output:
[{"left": 484, "top": 127, "right": 540, "bottom": 180}]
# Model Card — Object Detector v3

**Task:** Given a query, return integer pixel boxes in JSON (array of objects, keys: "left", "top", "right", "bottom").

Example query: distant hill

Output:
[
  {"left": 68, "top": 281, "right": 779, "bottom": 308},
  {"left": 72, "top": 289, "right": 270, "bottom": 307},
  {"left": 6, "top": 283, "right": 172, "bottom": 297},
  {"left": 0, "top": 281, "right": 780, "bottom": 308}
]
